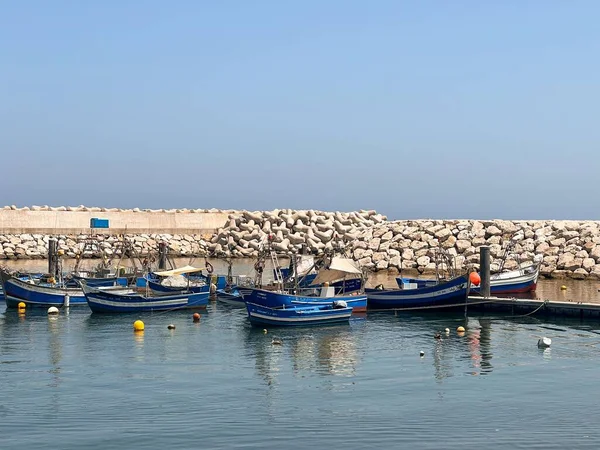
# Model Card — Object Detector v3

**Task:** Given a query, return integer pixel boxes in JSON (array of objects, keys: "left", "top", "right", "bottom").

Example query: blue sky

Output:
[{"left": 1, "top": 1, "right": 598, "bottom": 220}]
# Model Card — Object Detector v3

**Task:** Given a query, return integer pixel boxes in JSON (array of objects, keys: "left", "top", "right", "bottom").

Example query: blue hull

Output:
[
  {"left": 246, "top": 302, "right": 352, "bottom": 327},
  {"left": 1, "top": 274, "right": 87, "bottom": 308},
  {"left": 244, "top": 288, "right": 367, "bottom": 312},
  {"left": 84, "top": 288, "right": 209, "bottom": 313},
  {"left": 216, "top": 288, "right": 245, "bottom": 306},
  {"left": 367, "top": 275, "right": 470, "bottom": 310}
]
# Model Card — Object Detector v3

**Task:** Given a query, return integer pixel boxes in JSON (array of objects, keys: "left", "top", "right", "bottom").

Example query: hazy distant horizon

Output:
[{"left": 1, "top": 2, "right": 599, "bottom": 221}]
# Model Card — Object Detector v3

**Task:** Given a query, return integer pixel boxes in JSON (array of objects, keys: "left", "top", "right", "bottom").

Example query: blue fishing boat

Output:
[
  {"left": 246, "top": 301, "right": 353, "bottom": 327},
  {"left": 1, "top": 269, "right": 88, "bottom": 308},
  {"left": 279, "top": 256, "right": 363, "bottom": 294},
  {"left": 216, "top": 287, "right": 245, "bottom": 306},
  {"left": 366, "top": 274, "right": 470, "bottom": 310},
  {"left": 243, "top": 287, "right": 367, "bottom": 312},
  {"left": 145, "top": 266, "right": 209, "bottom": 294},
  {"left": 82, "top": 283, "right": 209, "bottom": 313},
  {"left": 244, "top": 255, "right": 367, "bottom": 312},
  {"left": 396, "top": 262, "right": 541, "bottom": 295}
]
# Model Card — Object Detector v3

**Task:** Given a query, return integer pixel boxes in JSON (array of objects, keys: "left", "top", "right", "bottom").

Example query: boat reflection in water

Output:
[{"left": 246, "top": 324, "right": 363, "bottom": 387}]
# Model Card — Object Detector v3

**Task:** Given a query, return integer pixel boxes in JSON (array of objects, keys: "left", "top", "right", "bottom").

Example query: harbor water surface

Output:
[{"left": 2, "top": 260, "right": 600, "bottom": 449}]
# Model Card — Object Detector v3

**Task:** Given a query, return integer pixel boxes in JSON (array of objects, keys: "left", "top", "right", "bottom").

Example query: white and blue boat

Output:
[
  {"left": 244, "top": 255, "right": 368, "bottom": 312},
  {"left": 366, "top": 274, "right": 470, "bottom": 310},
  {"left": 82, "top": 283, "right": 209, "bottom": 313},
  {"left": 246, "top": 301, "right": 353, "bottom": 327},
  {"left": 1, "top": 270, "right": 88, "bottom": 308},
  {"left": 145, "top": 265, "right": 210, "bottom": 294},
  {"left": 216, "top": 286, "right": 245, "bottom": 306},
  {"left": 396, "top": 262, "right": 541, "bottom": 296}
]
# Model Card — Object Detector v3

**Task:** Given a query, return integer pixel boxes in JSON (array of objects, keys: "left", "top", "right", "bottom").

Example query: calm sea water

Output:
[{"left": 2, "top": 258, "right": 600, "bottom": 449}]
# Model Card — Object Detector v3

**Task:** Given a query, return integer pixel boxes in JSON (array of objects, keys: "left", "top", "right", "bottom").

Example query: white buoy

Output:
[
  {"left": 420, "top": 351, "right": 425, "bottom": 357},
  {"left": 47, "top": 306, "right": 59, "bottom": 315},
  {"left": 444, "top": 328, "right": 450, "bottom": 334},
  {"left": 64, "top": 293, "right": 70, "bottom": 307},
  {"left": 537, "top": 337, "right": 552, "bottom": 348}
]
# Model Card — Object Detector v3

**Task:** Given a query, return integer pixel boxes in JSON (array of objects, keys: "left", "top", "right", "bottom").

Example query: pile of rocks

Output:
[
  {"left": 349, "top": 219, "right": 600, "bottom": 279},
  {"left": 0, "top": 233, "right": 210, "bottom": 259},
  {"left": 2, "top": 208, "right": 600, "bottom": 279},
  {"left": 208, "top": 209, "right": 386, "bottom": 256}
]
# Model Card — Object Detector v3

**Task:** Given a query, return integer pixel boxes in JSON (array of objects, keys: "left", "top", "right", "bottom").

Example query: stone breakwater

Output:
[{"left": 1, "top": 207, "right": 600, "bottom": 279}]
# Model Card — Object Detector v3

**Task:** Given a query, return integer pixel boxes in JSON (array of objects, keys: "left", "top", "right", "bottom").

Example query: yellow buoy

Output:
[
  {"left": 18, "top": 302, "right": 26, "bottom": 310},
  {"left": 457, "top": 326, "right": 465, "bottom": 333},
  {"left": 560, "top": 285, "right": 567, "bottom": 291},
  {"left": 133, "top": 320, "right": 145, "bottom": 331}
]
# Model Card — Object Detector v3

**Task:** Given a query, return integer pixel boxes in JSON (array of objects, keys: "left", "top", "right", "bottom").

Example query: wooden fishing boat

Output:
[
  {"left": 144, "top": 265, "right": 210, "bottom": 294},
  {"left": 243, "top": 252, "right": 368, "bottom": 312},
  {"left": 1, "top": 270, "right": 88, "bottom": 308},
  {"left": 246, "top": 301, "right": 353, "bottom": 327},
  {"left": 82, "top": 283, "right": 209, "bottom": 313},
  {"left": 366, "top": 274, "right": 470, "bottom": 310}
]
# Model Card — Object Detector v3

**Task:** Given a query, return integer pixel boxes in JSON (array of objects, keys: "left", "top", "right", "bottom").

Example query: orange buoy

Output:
[
  {"left": 469, "top": 272, "right": 481, "bottom": 286},
  {"left": 193, "top": 313, "right": 201, "bottom": 322}
]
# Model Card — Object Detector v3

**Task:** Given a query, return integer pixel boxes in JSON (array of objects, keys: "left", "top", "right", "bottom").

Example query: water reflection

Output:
[
  {"left": 47, "top": 315, "right": 63, "bottom": 388},
  {"left": 245, "top": 324, "right": 362, "bottom": 387}
]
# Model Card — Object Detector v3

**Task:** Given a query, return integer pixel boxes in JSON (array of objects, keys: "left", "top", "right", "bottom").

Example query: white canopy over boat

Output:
[
  {"left": 311, "top": 257, "right": 362, "bottom": 285},
  {"left": 153, "top": 265, "right": 205, "bottom": 277}
]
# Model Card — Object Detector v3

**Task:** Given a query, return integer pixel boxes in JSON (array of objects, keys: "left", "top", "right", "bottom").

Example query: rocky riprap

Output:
[{"left": 1, "top": 208, "right": 599, "bottom": 280}]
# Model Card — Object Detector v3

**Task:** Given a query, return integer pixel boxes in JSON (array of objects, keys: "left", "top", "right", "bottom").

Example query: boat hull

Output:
[
  {"left": 83, "top": 287, "right": 209, "bottom": 313},
  {"left": 1, "top": 272, "right": 87, "bottom": 308},
  {"left": 471, "top": 264, "right": 540, "bottom": 295},
  {"left": 216, "top": 288, "right": 245, "bottom": 306},
  {"left": 243, "top": 288, "right": 367, "bottom": 312},
  {"left": 246, "top": 302, "right": 352, "bottom": 327},
  {"left": 367, "top": 275, "right": 470, "bottom": 310}
]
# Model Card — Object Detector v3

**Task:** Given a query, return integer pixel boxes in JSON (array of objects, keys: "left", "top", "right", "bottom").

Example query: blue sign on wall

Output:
[{"left": 90, "top": 218, "right": 110, "bottom": 229}]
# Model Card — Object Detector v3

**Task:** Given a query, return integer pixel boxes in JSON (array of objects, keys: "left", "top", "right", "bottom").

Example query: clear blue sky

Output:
[{"left": 1, "top": 1, "right": 598, "bottom": 220}]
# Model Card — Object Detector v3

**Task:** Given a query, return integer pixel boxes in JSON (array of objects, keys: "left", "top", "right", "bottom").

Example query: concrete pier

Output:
[{"left": 467, "top": 296, "right": 600, "bottom": 319}]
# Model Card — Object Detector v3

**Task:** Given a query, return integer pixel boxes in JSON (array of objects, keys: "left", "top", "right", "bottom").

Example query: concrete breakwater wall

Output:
[{"left": 1, "top": 206, "right": 600, "bottom": 279}]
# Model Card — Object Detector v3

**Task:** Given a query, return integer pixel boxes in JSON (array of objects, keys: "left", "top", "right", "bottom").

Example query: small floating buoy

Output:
[
  {"left": 133, "top": 320, "right": 145, "bottom": 331},
  {"left": 469, "top": 272, "right": 481, "bottom": 286},
  {"left": 47, "top": 306, "right": 59, "bottom": 315},
  {"left": 271, "top": 338, "right": 282, "bottom": 345},
  {"left": 263, "top": 329, "right": 268, "bottom": 334},
  {"left": 192, "top": 313, "right": 201, "bottom": 322},
  {"left": 167, "top": 324, "right": 176, "bottom": 330},
  {"left": 444, "top": 328, "right": 450, "bottom": 334},
  {"left": 537, "top": 337, "right": 552, "bottom": 348},
  {"left": 420, "top": 351, "right": 425, "bottom": 357},
  {"left": 560, "top": 285, "right": 567, "bottom": 291},
  {"left": 457, "top": 326, "right": 465, "bottom": 333},
  {"left": 434, "top": 332, "right": 442, "bottom": 340},
  {"left": 18, "top": 302, "right": 26, "bottom": 310}
]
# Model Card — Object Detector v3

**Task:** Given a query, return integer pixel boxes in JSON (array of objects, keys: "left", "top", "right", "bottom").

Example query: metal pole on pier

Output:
[
  {"left": 48, "top": 238, "right": 58, "bottom": 279},
  {"left": 480, "top": 246, "right": 491, "bottom": 298},
  {"left": 158, "top": 242, "right": 167, "bottom": 270}
]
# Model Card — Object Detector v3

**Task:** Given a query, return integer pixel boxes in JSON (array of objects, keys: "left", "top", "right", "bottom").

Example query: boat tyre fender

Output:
[{"left": 205, "top": 262, "right": 214, "bottom": 274}]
